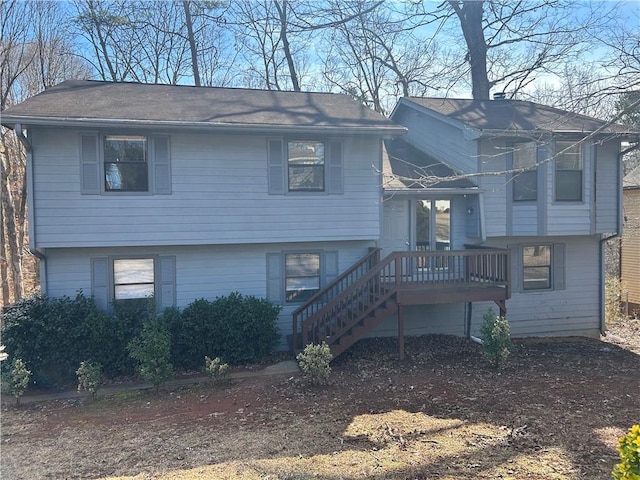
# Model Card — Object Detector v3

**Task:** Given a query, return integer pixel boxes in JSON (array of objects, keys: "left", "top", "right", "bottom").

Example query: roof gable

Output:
[
  {"left": 383, "top": 139, "right": 476, "bottom": 191},
  {"left": 1, "top": 80, "right": 405, "bottom": 135}
]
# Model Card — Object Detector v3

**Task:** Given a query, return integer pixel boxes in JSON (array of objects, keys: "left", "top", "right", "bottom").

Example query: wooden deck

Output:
[{"left": 292, "top": 247, "right": 511, "bottom": 358}]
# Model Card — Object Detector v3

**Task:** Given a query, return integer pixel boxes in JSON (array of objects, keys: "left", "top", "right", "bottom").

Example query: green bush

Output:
[
  {"left": 172, "top": 293, "right": 281, "bottom": 369},
  {"left": 296, "top": 342, "right": 333, "bottom": 384},
  {"left": 613, "top": 424, "right": 640, "bottom": 480},
  {"left": 0, "top": 293, "right": 146, "bottom": 385},
  {"left": 1, "top": 293, "right": 111, "bottom": 386},
  {"left": 480, "top": 308, "right": 513, "bottom": 369},
  {"left": 128, "top": 316, "right": 173, "bottom": 392},
  {"left": 76, "top": 361, "right": 103, "bottom": 399},
  {"left": 204, "top": 356, "right": 230, "bottom": 382},
  {"left": 3, "top": 358, "right": 31, "bottom": 405},
  {"left": 1, "top": 292, "right": 280, "bottom": 386}
]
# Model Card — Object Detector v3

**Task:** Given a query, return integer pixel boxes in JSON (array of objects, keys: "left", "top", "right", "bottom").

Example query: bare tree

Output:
[
  {"left": 0, "top": 0, "right": 90, "bottom": 308},
  {"left": 320, "top": 1, "right": 443, "bottom": 113},
  {"left": 426, "top": 1, "right": 617, "bottom": 99}
]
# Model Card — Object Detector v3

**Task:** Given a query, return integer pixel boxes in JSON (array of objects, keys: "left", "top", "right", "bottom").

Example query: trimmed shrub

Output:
[
  {"left": 480, "top": 308, "right": 513, "bottom": 369},
  {"left": 76, "top": 361, "right": 103, "bottom": 399},
  {"left": 1, "top": 292, "right": 280, "bottom": 386},
  {"left": 613, "top": 424, "right": 640, "bottom": 480},
  {"left": 1, "top": 293, "right": 113, "bottom": 386},
  {"left": 204, "top": 356, "right": 230, "bottom": 382},
  {"left": 3, "top": 358, "right": 31, "bottom": 405},
  {"left": 172, "top": 292, "right": 281, "bottom": 369},
  {"left": 296, "top": 342, "right": 333, "bottom": 384},
  {"left": 128, "top": 315, "right": 173, "bottom": 392}
]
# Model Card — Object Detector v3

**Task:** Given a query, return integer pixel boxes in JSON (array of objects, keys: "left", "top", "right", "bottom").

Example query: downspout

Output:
[
  {"left": 599, "top": 140, "right": 640, "bottom": 334},
  {"left": 14, "top": 124, "right": 47, "bottom": 293}
]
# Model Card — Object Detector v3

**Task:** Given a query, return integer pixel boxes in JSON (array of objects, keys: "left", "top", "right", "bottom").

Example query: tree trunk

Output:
[
  {"left": 182, "top": 0, "right": 201, "bottom": 87},
  {"left": 0, "top": 139, "right": 24, "bottom": 302},
  {"left": 450, "top": 1, "right": 490, "bottom": 100},
  {"left": 274, "top": 0, "right": 300, "bottom": 91}
]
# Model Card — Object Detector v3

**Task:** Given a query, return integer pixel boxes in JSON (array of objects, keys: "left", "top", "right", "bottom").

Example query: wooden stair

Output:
[{"left": 292, "top": 247, "right": 510, "bottom": 360}]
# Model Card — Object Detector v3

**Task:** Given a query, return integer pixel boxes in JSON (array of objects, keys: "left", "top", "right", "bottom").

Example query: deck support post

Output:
[
  {"left": 494, "top": 299, "right": 506, "bottom": 317},
  {"left": 398, "top": 303, "right": 405, "bottom": 360}
]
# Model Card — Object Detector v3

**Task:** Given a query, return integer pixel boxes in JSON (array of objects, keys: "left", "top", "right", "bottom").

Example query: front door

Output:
[{"left": 380, "top": 198, "right": 410, "bottom": 258}]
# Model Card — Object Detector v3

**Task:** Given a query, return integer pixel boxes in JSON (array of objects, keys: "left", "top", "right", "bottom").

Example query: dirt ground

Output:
[{"left": 1, "top": 318, "right": 639, "bottom": 480}]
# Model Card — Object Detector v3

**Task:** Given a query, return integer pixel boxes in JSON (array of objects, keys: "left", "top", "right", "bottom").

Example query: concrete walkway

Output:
[{"left": 4, "top": 360, "right": 300, "bottom": 405}]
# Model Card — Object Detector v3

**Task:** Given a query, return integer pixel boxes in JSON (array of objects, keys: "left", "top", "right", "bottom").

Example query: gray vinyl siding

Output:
[
  {"left": 367, "top": 303, "right": 467, "bottom": 339},
  {"left": 392, "top": 105, "right": 477, "bottom": 174},
  {"left": 471, "top": 235, "right": 601, "bottom": 338},
  {"left": 43, "top": 240, "right": 374, "bottom": 348},
  {"left": 594, "top": 140, "right": 620, "bottom": 233},
  {"left": 30, "top": 128, "right": 382, "bottom": 248},
  {"left": 477, "top": 140, "right": 508, "bottom": 237}
]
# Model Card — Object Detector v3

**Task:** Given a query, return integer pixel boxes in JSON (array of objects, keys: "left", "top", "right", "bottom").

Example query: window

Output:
[
  {"left": 113, "top": 258, "right": 155, "bottom": 300},
  {"left": 513, "top": 142, "right": 537, "bottom": 201},
  {"left": 285, "top": 253, "right": 320, "bottom": 302},
  {"left": 104, "top": 135, "right": 148, "bottom": 191},
  {"left": 555, "top": 141, "right": 583, "bottom": 201},
  {"left": 522, "top": 245, "right": 551, "bottom": 290},
  {"left": 288, "top": 141, "right": 325, "bottom": 192},
  {"left": 81, "top": 134, "right": 170, "bottom": 195}
]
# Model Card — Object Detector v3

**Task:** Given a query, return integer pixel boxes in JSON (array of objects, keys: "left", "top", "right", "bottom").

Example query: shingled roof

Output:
[
  {"left": 402, "top": 97, "right": 638, "bottom": 136},
  {"left": 1, "top": 79, "right": 405, "bottom": 135},
  {"left": 624, "top": 165, "right": 640, "bottom": 189}
]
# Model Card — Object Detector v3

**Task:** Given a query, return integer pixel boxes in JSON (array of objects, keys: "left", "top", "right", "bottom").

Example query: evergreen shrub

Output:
[
  {"left": 296, "top": 342, "right": 333, "bottom": 384},
  {"left": 172, "top": 292, "right": 281, "bottom": 369},
  {"left": 480, "top": 308, "right": 513, "bottom": 369},
  {"left": 128, "top": 315, "right": 173, "bottom": 392},
  {"left": 613, "top": 424, "right": 640, "bottom": 480}
]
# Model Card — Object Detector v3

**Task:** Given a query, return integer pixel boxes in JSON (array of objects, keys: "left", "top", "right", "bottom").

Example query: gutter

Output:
[
  {"left": 599, "top": 140, "right": 640, "bottom": 334},
  {"left": 14, "top": 124, "right": 47, "bottom": 291},
  {"left": 2, "top": 115, "right": 407, "bottom": 137}
]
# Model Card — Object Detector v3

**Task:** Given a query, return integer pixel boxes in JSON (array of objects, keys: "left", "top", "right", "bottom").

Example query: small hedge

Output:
[
  {"left": 1, "top": 292, "right": 281, "bottom": 387},
  {"left": 171, "top": 292, "right": 281, "bottom": 369}
]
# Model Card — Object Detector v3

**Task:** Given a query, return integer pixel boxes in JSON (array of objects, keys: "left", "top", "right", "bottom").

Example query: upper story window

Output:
[
  {"left": 288, "top": 141, "right": 325, "bottom": 192},
  {"left": 513, "top": 142, "right": 537, "bottom": 201},
  {"left": 80, "top": 133, "right": 171, "bottom": 195},
  {"left": 104, "top": 135, "right": 148, "bottom": 192},
  {"left": 555, "top": 141, "right": 583, "bottom": 202},
  {"left": 267, "top": 138, "right": 342, "bottom": 195}
]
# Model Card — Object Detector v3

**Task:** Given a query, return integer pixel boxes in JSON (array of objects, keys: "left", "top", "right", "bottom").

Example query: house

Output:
[
  {"left": 621, "top": 165, "right": 640, "bottom": 313},
  {"left": 0, "top": 79, "right": 405, "bottom": 352},
  {"left": 379, "top": 96, "right": 639, "bottom": 348},
  {"left": 2, "top": 80, "right": 637, "bottom": 359}
]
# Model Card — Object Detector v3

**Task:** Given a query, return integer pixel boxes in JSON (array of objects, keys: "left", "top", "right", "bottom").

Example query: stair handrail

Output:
[
  {"left": 298, "top": 251, "right": 402, "bottom": 348},
  {"left": 292, "top": 248, "right": 381, "bottom": 351}
]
